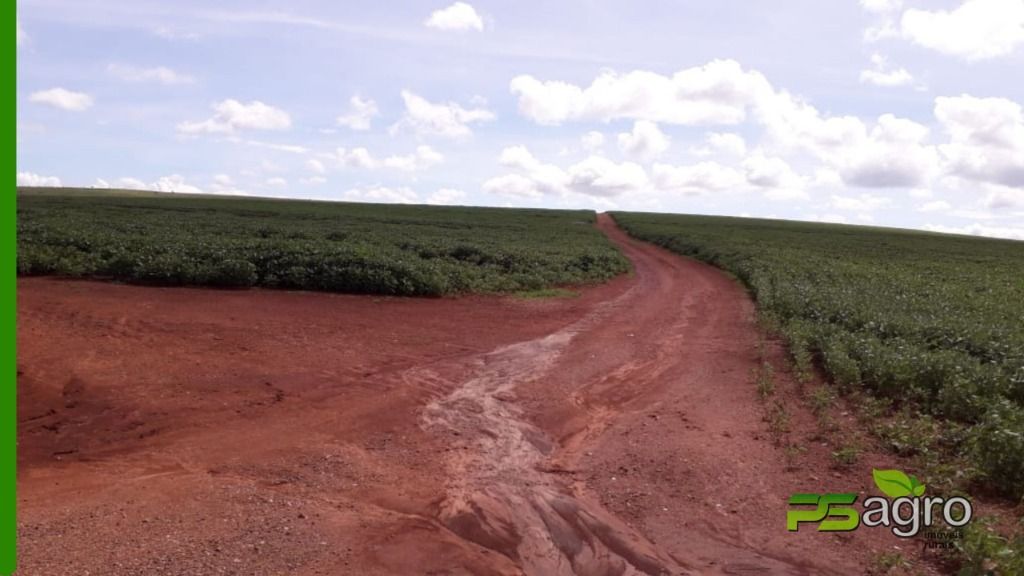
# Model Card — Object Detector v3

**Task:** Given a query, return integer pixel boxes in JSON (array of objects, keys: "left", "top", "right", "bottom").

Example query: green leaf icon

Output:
[
  {"left": 872, "top": 469, "right": 919, "bottom": 498},
  {"left": 909, "top": 475, "right": 926, "bottom": 497}
]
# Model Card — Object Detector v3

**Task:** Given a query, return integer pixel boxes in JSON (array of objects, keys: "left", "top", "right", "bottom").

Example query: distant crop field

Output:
[
  {"left": 612, "top": 211, "right": 1024, "bottom": 499},
  {"left": 17, "top": 188, "right": 629, "bottom": 296}
]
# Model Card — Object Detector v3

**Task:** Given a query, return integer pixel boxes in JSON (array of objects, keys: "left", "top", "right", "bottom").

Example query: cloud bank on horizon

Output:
[{"left": 16, "top": 0, "right": 1024, "bottom": 239}]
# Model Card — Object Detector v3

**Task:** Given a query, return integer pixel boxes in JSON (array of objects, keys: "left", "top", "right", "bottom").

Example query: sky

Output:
[{"left": 16, "top": 0, "right": 1024, "bottom": 240}]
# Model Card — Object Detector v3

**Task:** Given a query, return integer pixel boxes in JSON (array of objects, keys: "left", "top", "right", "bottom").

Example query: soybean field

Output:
[
  {"left": 612, "top": 211, "right": 1024, "bottom": 500},
  {"left": 16, "top": 188, "right": 629, "bottom": 296}
]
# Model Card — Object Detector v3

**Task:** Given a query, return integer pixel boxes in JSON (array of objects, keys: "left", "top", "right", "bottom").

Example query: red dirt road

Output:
[{"left": 17, "top": 215, "right": 911, "bottom": 575}]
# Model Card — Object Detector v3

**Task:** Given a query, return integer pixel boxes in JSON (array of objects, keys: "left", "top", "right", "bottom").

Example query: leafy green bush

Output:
[
  {"left": 819, "top": 333, "right": 861, "bottom": 391},
  {"left": 970, "top": 401, "right": 1024, "bottom": 500},
  {"left": 203, "top": 259, "right": 257, "bottom": 288},
  {"left": 955, "top": 518, "right": 1024, "bottom": 576}
]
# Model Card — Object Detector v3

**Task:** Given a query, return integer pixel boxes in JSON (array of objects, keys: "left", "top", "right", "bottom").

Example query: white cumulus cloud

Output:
[
  {"left": 859, "top": 54, "right": 914, "bottom": 87},
  {"left": 17, "top": 172, "right": 61, "bottom": 187},
  {"left": 482, "top": 174, "right": 546, "bottom": 199},
  {"left": 425, "top": 2, "right": 484, "bottom": 32},
  {"left": 337, "top": 95, "right": 379, "bottom": 131},
  {"left": 29, "top": 88, "right": 94, "bottom": 111},
  {"left": 617, "top": 120, "right": 671, "bottom": 160},
  {"left": 93, "top": 177, "right": 148, "bottom": 190},
  {"left": 344, "top": 186, "right": 420, "bottom": 204},
  {"left": 427, "top": 188, "right": 467, "bottom": 205},
  {"left": 922, "top": 222, "right": 1024, "bottom": 240},
  {"left": 935, "top": 94, "right": 1024, "bottom": 188},
  {"left": 831, "top": 193, "right": 893, "bottom": 212},
  {"left": 382, "top": 145, "right": 445, "bottom": 171},
  {"left": 392, "top": 90, "right": 494, "bottom": 138},
  {"left": 511, "top": 59, "right": 770, "bottom": 126},
  {"left": 107, "top": 63, "right": 195, "bottom": 85},
  {"left": 708, "top": 132, "right": 748, "bottom": 157},
  {"left": 305, "top": 159, "right": 326, "bottom": 174},
  {"left": 581, "top": 131, "right": 606, "bottom": 153},
  {"left": 839, "top": 114, "right": 939, "bottom": 188},
  {"left": 918, "top": 200, "right": 952, "bottom": 212},
  {"left": 178, "top": 99, "right": 291, "bottom": 135},
  {"left": 742, "top": 153, "right": 804, "bottom": 189},
  {"left": 507, "top": 58, "right": 937, "bottom": 195},
  {"left": 982, "top": 184, "right": 1024, "bottom": 210},
  {"left": 328, "top": 145, "right": 444, "bottom": 172},
  {"left": 650, "top": 161, "right": 745, "bottom": 196},
  {"left": 803, "top": 213, "right": 851, "bottom": 225},
  {"left": 860, "top": 0, "right": 902, "bottom": 13},
  {"left": 122, "top": 177, "right": 150, "bottom": 189},
  {"left": 507, "top": 58, "right": 940, "bottom": 197},
  {"left": 567, "top": 156, "right": 649, "bottom": 198},
  {"left": 333, "top": 147, "right": 376, "bottom": 169},
  {"left": 151, "top": 174, "right": 203, "bottom": 194},
  {"left": 484, "top": 146, "right": 648, "bottom": 199},
  {"left": 901, "top": 0, "right": 1024, "bottom": 61}
]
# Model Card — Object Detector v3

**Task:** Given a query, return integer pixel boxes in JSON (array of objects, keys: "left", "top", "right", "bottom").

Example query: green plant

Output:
[
  {"left": 513, "top": 288, "right": 579, "bottom": 299},
  {"left": 969, "top": 401, "right": 1024, "bottom": 500},
  {"left": 820, "top": 334, "right": 861, "bottom": 392},
  {"left": 954, "top": 518, "right": 1024, "bottom": 576},
  {"left": 764, "top": 401, "right": 791, "bottom": 444},
  {"left": 857, "top": 394, "right": 892, "bottom": 424},
  {"left": 831, "top": 443, "right": 861, "bottom": 469},
  {"left": 875, "top": 411, "right": 939, "bottom": 458},
  {"left": 755, "top": 361, "right": 775, "bottom": 399},
  {"left": 808, "top": 386, "right": 840, "bottom": 436},
  {"left": 205, "top": 259, "right": 258, "bottom": 287},
  {"left": 780, "top": 321, "right": 814, "bottom": 383},
  {"left": 866, "top": 550, "right": 910, "bottom": 575},
  {"left": 809, "top": 386, "right": 836, "bottom": 416},
  {"left": 782, "top": 443, "right": 806, "bottom": 471}
]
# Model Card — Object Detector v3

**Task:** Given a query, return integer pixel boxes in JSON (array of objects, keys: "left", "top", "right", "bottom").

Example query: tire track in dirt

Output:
[{"left": 415, "top": 214, "right": 841, "bottom": 575}]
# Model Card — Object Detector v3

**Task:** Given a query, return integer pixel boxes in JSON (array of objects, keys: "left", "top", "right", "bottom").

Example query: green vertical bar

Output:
[{"left": 3, "top": 2, "right": 16, "bottom": 574}]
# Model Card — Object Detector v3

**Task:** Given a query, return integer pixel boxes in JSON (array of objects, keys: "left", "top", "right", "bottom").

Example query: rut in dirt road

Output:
[{"left": 417, "top": 214, "right": 821, "bottom": 576}]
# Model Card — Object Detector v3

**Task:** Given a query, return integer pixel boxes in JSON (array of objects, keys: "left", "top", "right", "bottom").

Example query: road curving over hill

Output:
[
  {"left": 17, "top": 214, "right": 905, "bottom": 575},
  {"left": 411, "top": 214, "right": 899, "bottom": 575}
]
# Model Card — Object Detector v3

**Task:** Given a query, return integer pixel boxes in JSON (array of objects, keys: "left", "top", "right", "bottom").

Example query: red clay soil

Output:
[{"left": 16, "top": 215, "right": 936, "bottom": 575}]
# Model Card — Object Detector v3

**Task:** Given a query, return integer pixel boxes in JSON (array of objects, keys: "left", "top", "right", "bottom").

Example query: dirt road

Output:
[{"left": 17, "top": 215, "right": 904, "bottom": 575}]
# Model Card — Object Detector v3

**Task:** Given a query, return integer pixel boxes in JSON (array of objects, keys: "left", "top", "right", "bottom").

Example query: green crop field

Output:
[
  {"left": 612, "top": 211, "right": 1024, "bottom": 500},
  {"left": 16, "top": 188, "right": 629, "bottom": 296}
]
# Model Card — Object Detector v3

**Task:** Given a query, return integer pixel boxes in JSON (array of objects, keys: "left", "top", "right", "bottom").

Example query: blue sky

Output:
[{"left": 16, "top": 0, "right": 1024, "bottom": 239}]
